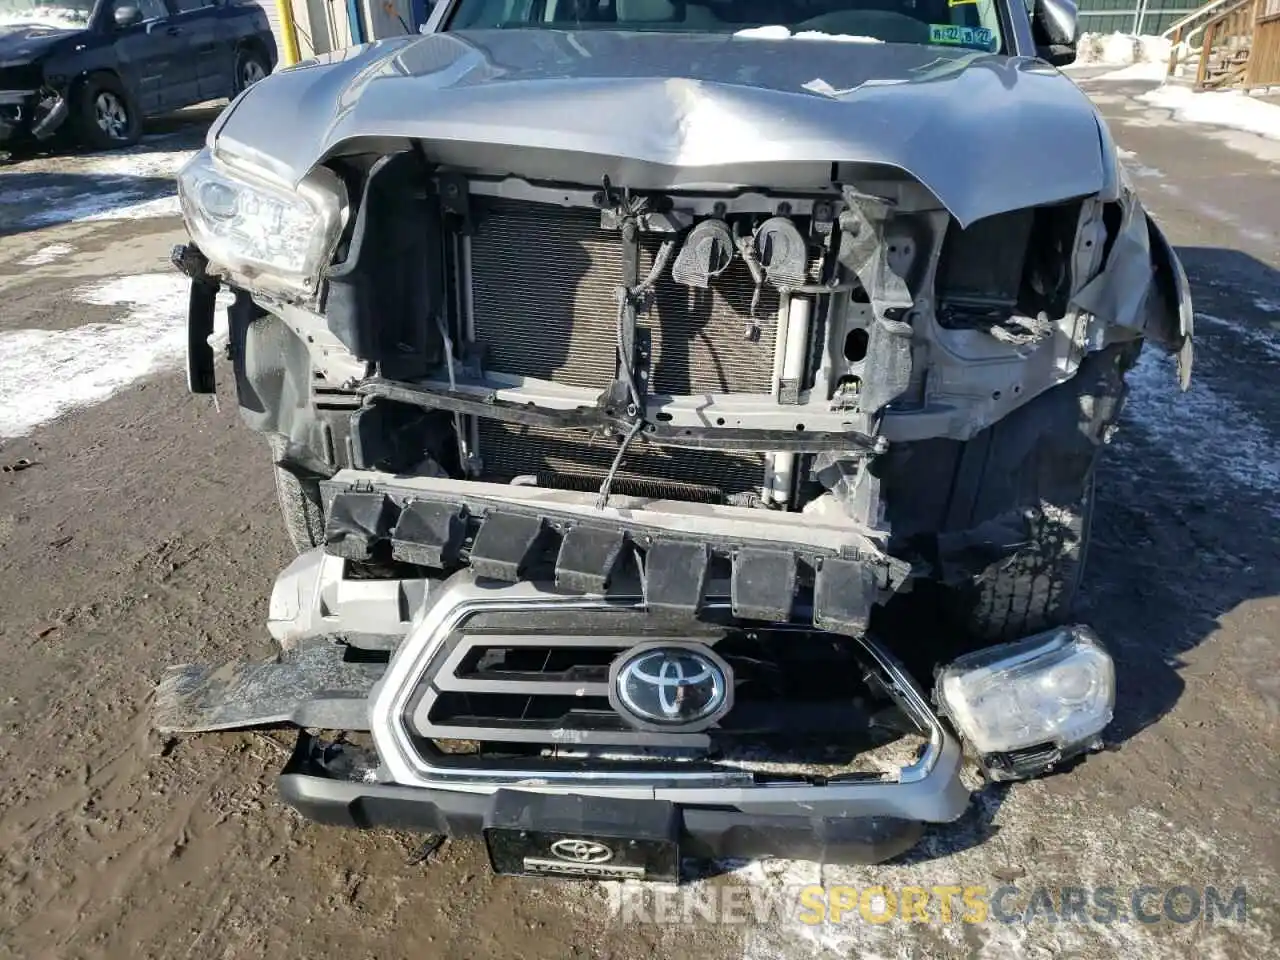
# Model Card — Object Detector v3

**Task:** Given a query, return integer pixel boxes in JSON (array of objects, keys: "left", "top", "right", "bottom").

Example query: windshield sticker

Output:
[{"left": 929, "top": 24, "right": 995, "bottom": 49}]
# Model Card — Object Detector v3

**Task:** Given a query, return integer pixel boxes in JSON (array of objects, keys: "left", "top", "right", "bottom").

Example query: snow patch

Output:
[
  {"left": 1139, "top": 84, "right": 1280, "bottom": 141},
  {"left": 89, "top": 149, "right": 193, "bottom": 179},
  {"left": 597, "top": 785, "right": 1274, "bottom": 959},
  {"left": 792, "top": 31, "right": 882, "bottom": 43},
  {"left": 1125, "top": 349, "right": 1280, "bottom": 514},
  {"left": 16, "top": 243, "right": 75, "bottom": 266},
  {"left": 0, "top": 149, "right": 191, "bottom": 228},
  {"left": 1115, "top": 147, "right": 1165, "bottom": 179},
  {"left": 0, "top": 274, "right": 229, "bottom": 437},
  {"left": 14, "top": 190, "right": 180, "bottom": 228},
  {"left": 734, "top": 25, "right": 790, "bottom": 39},
  {"left": 1254, "top": 298, "right": 1279, "bottom": 313},
  {"left": 1095, "top": 61, "right": 1168, "bottom": 83}
]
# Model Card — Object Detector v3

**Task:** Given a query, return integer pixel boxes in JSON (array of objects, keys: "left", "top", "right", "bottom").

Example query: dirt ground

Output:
[{"left": 0, "top": 83, "right": 1277, "bottom": 959}]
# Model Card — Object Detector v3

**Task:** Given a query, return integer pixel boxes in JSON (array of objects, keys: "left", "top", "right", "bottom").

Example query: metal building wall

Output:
[{"left": 1076, "top": 0, "right": 1207, "bottom": 36}]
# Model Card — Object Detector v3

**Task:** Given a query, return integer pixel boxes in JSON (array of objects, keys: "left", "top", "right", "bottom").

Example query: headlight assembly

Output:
[
  {"left": 177, "top": 149, "right": 347, "bottom": 296},
  {"left": 936, "top": 626, "right": 1115, "bottom": 761}
]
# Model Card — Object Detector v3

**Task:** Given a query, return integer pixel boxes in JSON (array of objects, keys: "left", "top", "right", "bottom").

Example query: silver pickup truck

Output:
[{"left": 158, "top": 0, "right": 1192, "bottom": 882}]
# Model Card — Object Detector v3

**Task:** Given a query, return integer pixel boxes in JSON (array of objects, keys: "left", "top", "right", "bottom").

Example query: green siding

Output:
[{"left": 1076, "top": 0, "right": 1206, "bottom": 35}]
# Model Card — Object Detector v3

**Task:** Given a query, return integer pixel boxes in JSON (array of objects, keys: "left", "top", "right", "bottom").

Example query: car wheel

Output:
[
  {"left": 234, "top": 47, "right": 271, "bottom": 95},
  {"left": 73, "top": 73, "right": 142, "bottom": 150}
]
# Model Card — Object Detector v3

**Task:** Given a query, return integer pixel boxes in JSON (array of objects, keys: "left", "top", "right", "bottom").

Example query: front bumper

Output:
[
  {"left": 155, "top": 469, "right": 1111, "bottom": 875},
  {"left": 280, "top": 729, "right": 969, "bottom": 866},
  {"left": 0, "top": 89, "right": 66, "bottom": 143}
]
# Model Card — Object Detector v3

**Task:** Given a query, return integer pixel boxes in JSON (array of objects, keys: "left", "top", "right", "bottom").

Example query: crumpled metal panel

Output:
[
  {"left": 154, "top": 645, "right": 381, "bottom": 733},
  {"left": 213, "top": 31, "right": 1107, "bottom": 227}
]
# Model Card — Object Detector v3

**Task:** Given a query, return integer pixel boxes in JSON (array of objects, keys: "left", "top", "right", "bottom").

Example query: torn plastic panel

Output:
[
  {"left": 324, "top": 150, "right": 446, "bottom": 378},
  {"left": 1071, "top": 186, "right": 1191, "bottom": 367},
  {"left": 834, "top": 190, "right": 915, "bottom": 416}
]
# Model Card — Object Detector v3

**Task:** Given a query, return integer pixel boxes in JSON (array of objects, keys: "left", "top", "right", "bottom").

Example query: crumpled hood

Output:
[
  {"left": 0, "top": 22, "right": 76, "bottom": 63},
  {"left": 214, "top": 29, "right": 1110, "bottom": 226}
]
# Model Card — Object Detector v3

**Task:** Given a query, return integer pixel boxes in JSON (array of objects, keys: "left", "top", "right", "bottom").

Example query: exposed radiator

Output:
[{"left": 467, "top": 198, "right": 781, "bottom": 396}]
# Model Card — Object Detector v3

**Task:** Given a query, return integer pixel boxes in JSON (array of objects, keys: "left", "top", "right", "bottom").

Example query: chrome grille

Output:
[{"left": 407, "top": 610, "right": 914, "bottom": 777}]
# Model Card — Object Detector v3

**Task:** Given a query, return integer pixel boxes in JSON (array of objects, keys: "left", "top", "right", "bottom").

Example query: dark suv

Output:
[{"left": 0, "top": 0, "right": 276, "bottom": 149}]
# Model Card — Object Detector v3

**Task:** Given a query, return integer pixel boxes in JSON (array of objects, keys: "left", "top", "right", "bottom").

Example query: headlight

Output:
[
  {"left": 177, "top": 149, "right": 347, "bottom": 295},
  {"left": 936, "top": 626, "right": 1114, "bottom": 757}
]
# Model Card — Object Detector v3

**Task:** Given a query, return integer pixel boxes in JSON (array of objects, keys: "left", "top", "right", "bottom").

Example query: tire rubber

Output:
[
  {"left": 233, "top": 46, "right": 271, "bottom": 96},
  {"left": 273, "top": 462, "right": 327, "bottom": 554},
  {"left": 962, "top": 470, "right": 1095, "bottom": 641}
]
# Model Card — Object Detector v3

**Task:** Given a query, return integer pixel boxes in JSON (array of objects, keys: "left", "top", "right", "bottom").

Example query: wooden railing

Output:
[
  {"left": 1252, "top": 5, "right": 1280, "bottom": 88},
  {"left": 1167, "top": 0, "right": 1280, "bottom": 89}
]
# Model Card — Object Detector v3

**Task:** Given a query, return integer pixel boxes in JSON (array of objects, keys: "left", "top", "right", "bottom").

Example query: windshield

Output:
[
  {"left": 446, "top": 0, "right": 1004, "bottom": 54},
  {"left": 0, "top": 0, "right": 94, "bottom": 28}
]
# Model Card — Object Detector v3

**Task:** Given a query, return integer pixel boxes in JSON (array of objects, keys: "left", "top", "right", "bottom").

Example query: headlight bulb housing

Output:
[
  {"left": 177, "top": 148, "right": 348, "bottom": 296},
  {"left": 936, "top": 626, "right": 1115, "bottom": 780}
]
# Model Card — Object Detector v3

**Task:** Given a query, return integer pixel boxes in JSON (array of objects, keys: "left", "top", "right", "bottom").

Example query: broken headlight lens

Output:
[
  {"left": 936, "top": 626, "right": 1114, "bottom": 755},
  {"left": 177, "top": 149, "right": 347, "bottom": 294}
]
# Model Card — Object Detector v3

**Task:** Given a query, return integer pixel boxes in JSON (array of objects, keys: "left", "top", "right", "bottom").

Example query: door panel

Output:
[
  {"left": 108, "top": 0, "right": 192, "bottom": 114},
  {"left": 171, "top": 0, "right": 233, "bottom": 102}
]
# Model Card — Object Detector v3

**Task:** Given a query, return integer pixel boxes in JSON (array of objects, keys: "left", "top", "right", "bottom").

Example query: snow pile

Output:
[
  {"left": 0, "top": 148, "right": 191, "bottom": 228},
  {"left": 1140, "top": 84, "right": 1280, "bottom": 141},
  {"left": 1073, "top": 32, "right": 1173, "bottom": 67}
]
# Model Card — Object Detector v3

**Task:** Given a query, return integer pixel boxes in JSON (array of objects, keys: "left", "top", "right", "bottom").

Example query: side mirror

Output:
[
  {"left": 114, "top": 4, "right": 143, "bottom": 27},
  {"left": 1031, "top": 0, "right": 1080, "bottom": 67}
]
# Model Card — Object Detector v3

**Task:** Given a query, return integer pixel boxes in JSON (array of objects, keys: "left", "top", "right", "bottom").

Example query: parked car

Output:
[
  {"left": 0, "top": 0, "right": 275, "bottom": 150},
  {"left": 161, "top": 0, "right": 1194, "bottom": 881}
]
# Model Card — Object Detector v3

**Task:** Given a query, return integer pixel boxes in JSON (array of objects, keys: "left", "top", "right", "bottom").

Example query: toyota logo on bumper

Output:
[
  {"left": 609, "top": 643, "right": 733, "bottom": 730},
  {"left": 550, "top": 839, "right": 614, "bottom": 863}
]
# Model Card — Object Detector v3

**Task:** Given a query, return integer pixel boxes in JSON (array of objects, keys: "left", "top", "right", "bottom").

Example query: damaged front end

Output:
[
  {"left": 162, "top": 26, "right": 1190, "bottom": 876},
  {"left": 0, "top": 68, "right": 67, "bottom": 145}
]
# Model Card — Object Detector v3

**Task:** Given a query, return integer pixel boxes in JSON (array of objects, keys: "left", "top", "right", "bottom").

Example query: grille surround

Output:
[
  {"left": 405, "top": 607, "right": 917, "bottom": 778},
  {"left": 369, "top": 575, "right": 947, "bottom": 788}
]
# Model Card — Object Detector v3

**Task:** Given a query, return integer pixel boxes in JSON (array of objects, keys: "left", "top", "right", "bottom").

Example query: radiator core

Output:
[
  {"left": 466, "top": 198, "right": 785, "bottom": 502},
  {"left": 467, "top": 199, "right": 781, "bottom": 396}
]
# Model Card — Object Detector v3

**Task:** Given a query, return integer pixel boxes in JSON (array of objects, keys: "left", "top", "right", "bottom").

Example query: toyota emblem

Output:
[
  {"left": 550, "top": 839, "right": 614, "bottom": 864},
  {"left": 610, "top": 644, "right": 732, "bottom": 729}
]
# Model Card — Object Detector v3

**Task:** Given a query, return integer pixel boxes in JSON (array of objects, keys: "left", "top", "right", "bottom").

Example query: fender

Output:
[{"left": 1146, "top": 212, "right": 1195, "bottom": 390}]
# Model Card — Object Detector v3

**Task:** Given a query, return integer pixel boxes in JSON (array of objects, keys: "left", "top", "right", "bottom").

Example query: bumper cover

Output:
[{"left": 279, "top": 730, "right": 968, "bottom": 866}]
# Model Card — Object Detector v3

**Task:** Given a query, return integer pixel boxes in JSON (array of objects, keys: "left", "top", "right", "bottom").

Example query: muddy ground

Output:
[{"left": 0, "top": 82, "right": 1277, "bottom": 959}]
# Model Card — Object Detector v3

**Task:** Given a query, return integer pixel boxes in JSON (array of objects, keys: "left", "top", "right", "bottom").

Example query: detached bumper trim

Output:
[{"left": 279, "top": 734, "right": 957, "bottom": 866}]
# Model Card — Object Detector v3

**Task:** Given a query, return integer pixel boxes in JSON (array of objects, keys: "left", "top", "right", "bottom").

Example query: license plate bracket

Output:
[{"left": 484, "top": 790, "right": 681, "bottom": 882}]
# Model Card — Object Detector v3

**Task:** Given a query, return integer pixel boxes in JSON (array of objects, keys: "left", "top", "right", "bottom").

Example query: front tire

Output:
[
  {"left": 273, "top": 461, "right": 327, "bottom": 554},
  {"left": 72, "top": 73, "right": 141, "bottom": 150},
  {"left": 961, "top": 471, "right": 1095, "bottom": 641}
]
